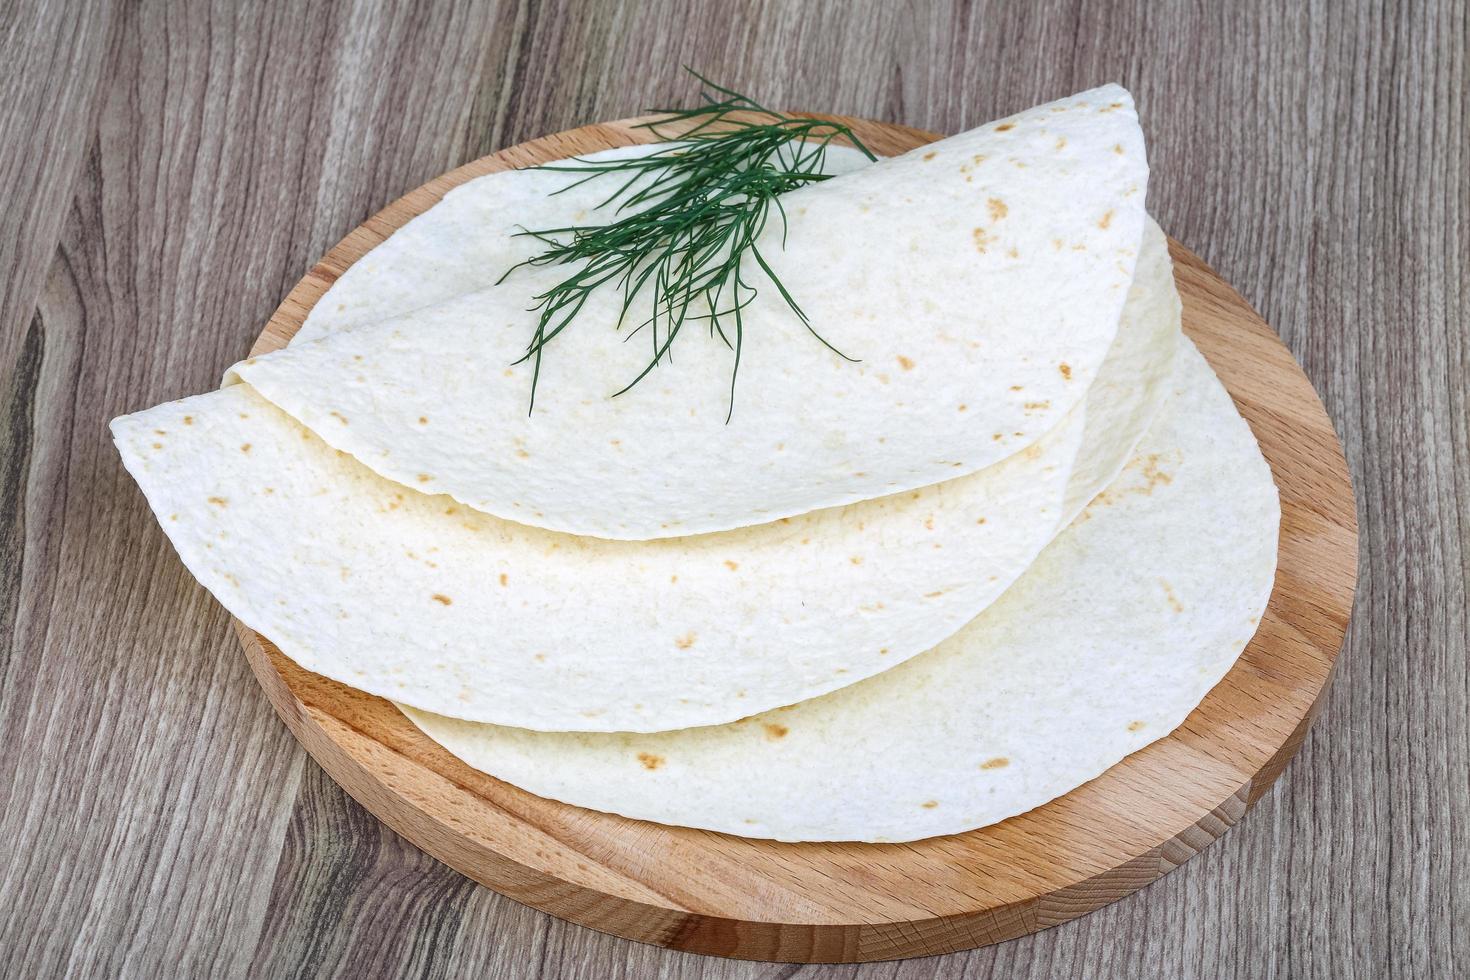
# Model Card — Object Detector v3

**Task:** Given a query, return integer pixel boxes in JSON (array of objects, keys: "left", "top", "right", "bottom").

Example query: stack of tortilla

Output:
[{"left": 112, "top": 85, "right": 1279, "bottom": 843}]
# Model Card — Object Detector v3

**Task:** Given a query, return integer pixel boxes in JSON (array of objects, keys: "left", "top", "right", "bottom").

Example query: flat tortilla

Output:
[
  {"left": 110, "top": 224, "right": 1177, "bottom": 733},
  {"left": 230, "top": 85, "right": 1149, "bottom": 539},
  {"left": 402, "top": 340, "right": 1279, "bottom": 841},
  {"left": 292, "top": 144, "right": 875, "bottom": 346}
]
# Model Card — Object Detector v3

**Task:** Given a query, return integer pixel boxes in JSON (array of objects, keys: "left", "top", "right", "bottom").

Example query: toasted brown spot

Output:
[
  {"left": 1007, "top": 246, "right": 1020, "bottom": 258},
  {"left": 972, "top": 227, "right": 993, "bottom": 253},
  {"left": 239, "top": 443, "right": 251, "bottom": 453},
  {"left": 897, "top": 355, "right": 915, "bottom": 371},
  {"left": 924, "top": 590, "right": 945, "bottom": 598},
  {"left": 921, "top": 800, "right": 939, "bottom": 809},
  {"left": 1059, "top": 362, "right": 1073, "bottom": 380},
  {"left": 995, "top": 122, "right": 1014, "bottom": 132},
  {"left": 724, "top": 560, "right": 739, "bottom": 571},
  {"left": 670, "top": 574, "right": 678, "bottom": 583},
  {"left": 763, "top": 723, "right": 789, "bottom": 740},
  {"left": 987, "top": 198, "right": 1008, "bottom": 222},
  {"left": 516, "top": 448, "right": 529, "bottom": 458},
  {"left": 416, "top": 474, "right": 432, "bottom": 483},
  {"left": 1010, "top": 384, "right": 1024, "bottom": 392},
  {"left": 637, "top": 753, "right": 665, "bottom": 770},
  {"left": 675, "top": 632, "right": 697, "bottom": 650},
  {"left": 1086, "top": 451, "right": 1178, "bottom": 525},
  {"left": 153, "top": 429, "right": 167, "bottom": 435},
  {"left": 1055, "top": 136, "right": 1067, "bottom": 150},
  {"left": 1140, "top": 453, "right": 1175, "bottom": 489},
  {"left": 1114, "top": 143, "right": 1125, "bottom": 155},
  {"left": 418, "top": 416, "right": 428, "bottom": 425},
  {"left": 1128, "top": 720, "right": 1146, "bottom": 732},
  {"left": 1098, "top": 209, "right": 1114, "bottom": 230},
  {"left": 1160, "top": 579, "right": 1184, "bottom": 613},
  {"left": 976, "top": 517, "right": 987, "bottom": 524},
  {"left": 498, "top": 573, "right": 508, "bottom": 587},
  {"left": 922, "top": 150, "right": 937, "bottom": 160},
  {"left": 879, "top": 647, "right": 890, "bottom": 655},
  {"left": 431, "top": 593, "right": 453, "bottom": 605},
  {"left": 151, "top": 442, "right": 163, "bottom": 450},
  {"left": 207, "top": 496, "right": 228, "bottom": 507},
  {"left": 981, "top": 757, "right": 1010, "bottom": 770},
  {"left": 328, "top": 411, "right": 349, "bottom": 425},
  {"left": 1023, "top": 400, "right": 1051, "bottom": 411}
]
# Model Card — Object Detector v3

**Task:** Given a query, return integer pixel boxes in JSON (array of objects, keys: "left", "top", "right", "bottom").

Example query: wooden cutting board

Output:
[{"left": 238, "top": 116, "right": 1358, "bottom": 963}]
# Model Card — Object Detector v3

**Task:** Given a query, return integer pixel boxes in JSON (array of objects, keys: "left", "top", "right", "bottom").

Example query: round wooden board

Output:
[{"left": 237, "top": 116, "right": 1358, "bottom": 963}]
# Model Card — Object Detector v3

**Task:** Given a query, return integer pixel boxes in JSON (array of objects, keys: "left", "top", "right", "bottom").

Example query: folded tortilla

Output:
[
  {"left": 110, "top": 224, "right": 1177, "bottom": 733},
  {"left": 401, "top": 340, "right": 1279, "bottom": 841},
  {"left": 230, "top": 85, "right": 1149, "bottom": 539}
]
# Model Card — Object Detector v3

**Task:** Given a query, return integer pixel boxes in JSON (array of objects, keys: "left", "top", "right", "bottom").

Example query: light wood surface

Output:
[
  {"left": 236, "top": 115, "right": 1357, "bottom": 965},
  {"left": 1, "top": 1, "right": 1464, "bottom": 977}
]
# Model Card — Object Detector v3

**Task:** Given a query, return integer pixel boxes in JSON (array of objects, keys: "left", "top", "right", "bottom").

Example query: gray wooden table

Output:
[{"left": 1, "top": 1, "right": 1464, "bottom": 977}]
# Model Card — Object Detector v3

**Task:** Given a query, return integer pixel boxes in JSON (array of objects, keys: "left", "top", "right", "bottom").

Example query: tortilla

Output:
[
  {"left": 401, "top": 339, "right": 1279, "bottom": 841},
  {"left": 292, "top": 143, "right": 875, "bottom": 345},
  {"left": 229, "top": 85, "right": 1149, "bottom": 539},
  {"left": 110, "top": 224, "right": 1177, "bottom": 733}
]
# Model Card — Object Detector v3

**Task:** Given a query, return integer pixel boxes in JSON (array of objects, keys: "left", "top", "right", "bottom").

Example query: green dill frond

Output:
[{"left": 498, "top": 68, "right": 877, "bottom": 419}]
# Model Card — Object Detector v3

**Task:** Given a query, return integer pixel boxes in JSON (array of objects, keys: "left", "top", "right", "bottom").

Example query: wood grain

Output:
[
  {"left": 0, "top": 0, "right": 1464, "bottom": 977},
  {"left": 231, "top": 112, "right": 1356, "bottom": 963}
]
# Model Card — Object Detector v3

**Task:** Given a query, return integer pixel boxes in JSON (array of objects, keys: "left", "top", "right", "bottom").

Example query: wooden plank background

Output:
[{"left": 0, "top": 0, "right": 1463, "bottom": 977}]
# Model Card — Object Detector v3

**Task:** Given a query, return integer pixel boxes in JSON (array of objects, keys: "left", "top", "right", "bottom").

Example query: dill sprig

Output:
[{"left": 497, "top": 70, "right": 877, "bottom": 417}]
